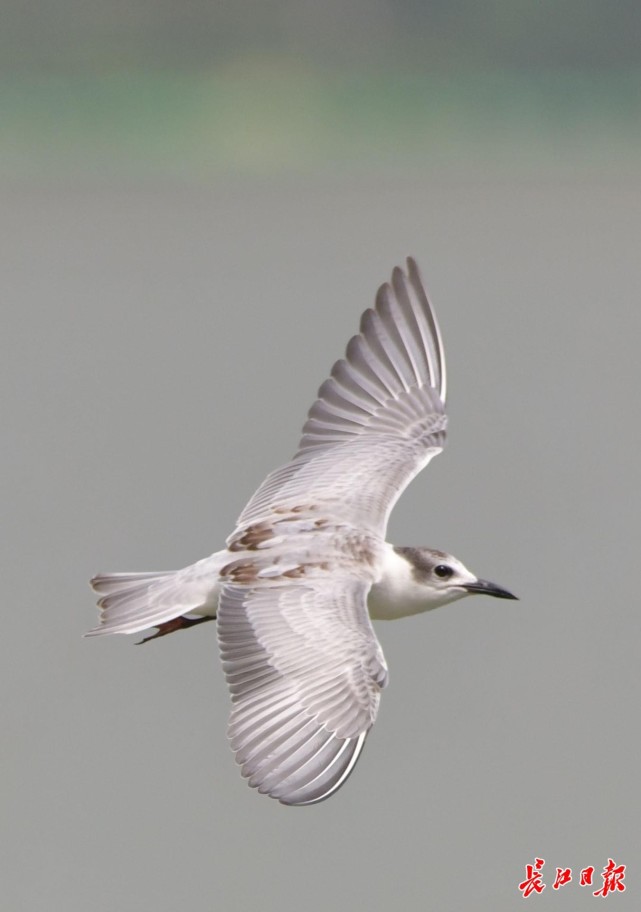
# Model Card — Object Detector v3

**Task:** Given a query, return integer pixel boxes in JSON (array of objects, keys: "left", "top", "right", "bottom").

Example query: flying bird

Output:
[{"left": 88, "top": 258, "right": 516, "bottom": 805}]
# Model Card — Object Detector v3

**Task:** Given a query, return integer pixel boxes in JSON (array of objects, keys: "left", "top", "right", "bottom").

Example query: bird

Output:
[{"left": 87, "top": 257, "right": 517, "bottom": 806}]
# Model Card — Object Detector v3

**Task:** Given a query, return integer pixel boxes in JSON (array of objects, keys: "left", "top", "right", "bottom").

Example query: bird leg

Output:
[{"left": 135, "top": 615, "right": 215, "bottom": 645}]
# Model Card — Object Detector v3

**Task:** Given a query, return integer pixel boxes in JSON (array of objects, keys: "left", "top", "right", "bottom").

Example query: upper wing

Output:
[
  {"left": 234, "top": 258, "right": 447, "bottom": 538},
  {"left": 218, "top": 577, "right": 388, "bottom": 806}
]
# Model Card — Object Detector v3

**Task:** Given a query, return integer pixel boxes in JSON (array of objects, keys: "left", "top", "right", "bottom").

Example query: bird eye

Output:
[{"left": 434, "top": 565, "right": 453, "bottom": 579}]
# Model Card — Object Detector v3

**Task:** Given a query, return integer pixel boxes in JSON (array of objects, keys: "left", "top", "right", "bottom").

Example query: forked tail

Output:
[{"left": 86, "top": 556, "right": 223, "bottom": 638}]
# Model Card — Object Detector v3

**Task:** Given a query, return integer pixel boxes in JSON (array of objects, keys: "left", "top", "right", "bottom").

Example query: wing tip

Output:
[
  {"left": 277, "top": 730, "right": 368, "bottom": 806},
  {"left": 403, "top": 255, "right": 447, "bottom": 404}
]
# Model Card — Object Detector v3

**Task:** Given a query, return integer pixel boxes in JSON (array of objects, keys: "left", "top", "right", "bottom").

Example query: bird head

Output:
[{"left": 395, "top": 546, "right": 518, "bottom": 609}]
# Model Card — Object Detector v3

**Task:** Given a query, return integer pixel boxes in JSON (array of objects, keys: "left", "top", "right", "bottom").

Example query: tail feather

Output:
[
  {"left": 86, "top": 557, "right": 223, "bottom": 638},
  {"left": 91, "top": 571, "right": 175, "bottom": 594}
]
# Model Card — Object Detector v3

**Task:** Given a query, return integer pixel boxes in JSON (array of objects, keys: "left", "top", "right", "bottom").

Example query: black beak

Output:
[{"left": 463, "top": 578, "right": 518, "bottom": 600}]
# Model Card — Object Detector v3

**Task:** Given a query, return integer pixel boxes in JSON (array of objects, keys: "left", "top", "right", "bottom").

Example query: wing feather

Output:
[
  {"left": 233, "top": 258, "right": 447, "bottom": 537},
  {"left": 218, "top": 579, "right": 387, "bottom": 806},
  {"left": 218, "top": 259, "right": 448, "bottom": 803}
]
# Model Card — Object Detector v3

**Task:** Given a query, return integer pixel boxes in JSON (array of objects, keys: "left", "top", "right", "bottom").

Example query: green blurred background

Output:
[{"left": 3, "top": 0, "right": 640, "bottom": 180}]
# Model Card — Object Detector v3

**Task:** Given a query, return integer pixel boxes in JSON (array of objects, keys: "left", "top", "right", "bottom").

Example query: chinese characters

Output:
[{"left": 519, "top": 858, "right": 625, "bottom": 898}]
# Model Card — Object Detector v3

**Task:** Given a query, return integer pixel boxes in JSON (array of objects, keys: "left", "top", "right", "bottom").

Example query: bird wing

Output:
[
  {"left": 217, "top": 575, "right": 388, "bottom": 805},
  {"left": 234, "top": 257, "right": 447, "bottom": 539}
]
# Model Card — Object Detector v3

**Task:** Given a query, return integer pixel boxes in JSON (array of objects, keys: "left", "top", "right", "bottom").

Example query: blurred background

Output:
[
  {"left": 3, "top": 0, "right": 641, "bottom": 179},
  {"left": 3, "top": 4, "right": 641, "bottom": 912}
]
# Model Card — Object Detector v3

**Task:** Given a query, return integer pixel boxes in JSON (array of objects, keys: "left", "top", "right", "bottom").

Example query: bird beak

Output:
[{"left": 463, "top": 578, "right": 518, "bottom": 600}]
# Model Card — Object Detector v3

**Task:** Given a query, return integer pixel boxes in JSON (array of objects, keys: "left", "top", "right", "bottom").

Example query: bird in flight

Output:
[{"left": 88, "top": 258, "right": 516, "bottom": 806}]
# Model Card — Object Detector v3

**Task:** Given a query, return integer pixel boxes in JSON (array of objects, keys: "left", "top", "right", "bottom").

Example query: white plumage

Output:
[{"left": 88, "top": 258, "right": 516, "bottom": 805}]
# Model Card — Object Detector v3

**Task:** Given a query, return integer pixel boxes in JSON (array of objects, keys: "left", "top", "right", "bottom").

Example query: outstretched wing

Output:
[
  {"left": 217, "top": 577, "right": 388, "bottom": 806},
  {"left": 235, "top": 258, "right": 447, "bottom": 538}
]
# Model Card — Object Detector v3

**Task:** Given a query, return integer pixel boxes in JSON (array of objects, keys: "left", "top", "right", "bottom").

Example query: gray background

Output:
[
  {"left": 3, "top": 176, "right": 640, "bottom": 910},
  {"left": 2, "top": 2, "right": 641, "bottom": 909}
]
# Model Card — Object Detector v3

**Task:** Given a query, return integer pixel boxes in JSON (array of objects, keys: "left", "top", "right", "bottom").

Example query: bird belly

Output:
[{"left": 367, "top": 579, "right": 433, "bottom": 620}]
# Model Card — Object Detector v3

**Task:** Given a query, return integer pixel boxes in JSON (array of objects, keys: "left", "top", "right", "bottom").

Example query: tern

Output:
[{"left": 88, "top": 258, "right": 517, "bottom": 806}]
